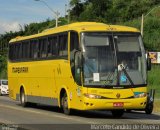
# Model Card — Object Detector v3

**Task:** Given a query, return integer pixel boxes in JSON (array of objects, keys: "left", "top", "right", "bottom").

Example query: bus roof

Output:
[{"left": 9, "top": 22, "right": 140, "bottom": 43}]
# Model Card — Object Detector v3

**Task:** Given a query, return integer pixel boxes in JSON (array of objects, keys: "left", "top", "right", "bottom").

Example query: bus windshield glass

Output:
[{"left": 82, "top": 32, "right": 146, "bottom": 87}]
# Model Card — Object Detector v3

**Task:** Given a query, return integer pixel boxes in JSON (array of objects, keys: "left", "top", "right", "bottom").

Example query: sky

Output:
[{"left": 0, "top": 0, "right": 69, "bottom": 34}]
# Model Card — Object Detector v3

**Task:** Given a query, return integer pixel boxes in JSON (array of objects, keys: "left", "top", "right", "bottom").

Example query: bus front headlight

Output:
[
  {"left": 84, "top": 93, "right": 102, "bottom": 99},
  {"left": 134, "top": 92, "right": 147, "bottom": 98}
]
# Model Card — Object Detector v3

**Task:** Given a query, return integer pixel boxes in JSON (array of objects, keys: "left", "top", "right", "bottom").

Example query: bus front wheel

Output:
[
  {"left": 20, "top": 88, "right": 28, "bottom": 107},
  {"left": 61, "top": 93, "right": 71, "bottom": 115},
  {"left": 145, "top": 103, "right": 153, "bottom": 114},
  {"left": 111, "top": 109, "right": 124, "bottom": 118}
]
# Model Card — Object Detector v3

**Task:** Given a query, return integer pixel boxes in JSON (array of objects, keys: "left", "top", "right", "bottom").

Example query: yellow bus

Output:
[{"left": 8, "top": 22, "right": 151, "bottom": 117}]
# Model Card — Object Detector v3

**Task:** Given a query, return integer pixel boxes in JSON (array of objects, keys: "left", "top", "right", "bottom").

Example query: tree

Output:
[
  {"left": 70, "top": 0, "right": 84, "bottom": 21},
  {"left": 70, "top": 0, "right": 81, "bottom": 7}
]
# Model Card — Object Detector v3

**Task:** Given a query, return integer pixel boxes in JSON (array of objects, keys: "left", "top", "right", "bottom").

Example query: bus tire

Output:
[
  {"left": 61, "top": 92, "right": 71, "bottom": 115},
  {"left": 145, "top": 103, "right": 153, "bottom": 114},
  {"left": 111, "top": 109, "right": 124, "bottom": 118},
  {"left": 0, "top": 89, "right": 2, "bottom": 96},
  {"left": 20, "top": 88, "right": 28, "bottom": 107}
]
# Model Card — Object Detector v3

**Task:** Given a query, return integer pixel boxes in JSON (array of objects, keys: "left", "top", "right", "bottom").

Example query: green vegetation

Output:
[
  {"left": 148, "top": 65, "right": 160, "bottom": 98},
  {"left": 0, "top": 55, "right": 7, "bottom": 79},
  {"left": 154, "top": 100, "right": 160, "bottom": 113},
  {"left": 0, "top": 0, "right": 160, "bottom": 96}
]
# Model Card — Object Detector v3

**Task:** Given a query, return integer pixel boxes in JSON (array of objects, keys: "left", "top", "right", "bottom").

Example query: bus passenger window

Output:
[
  {"left": 17, "top": 43, "right": 22, "bottom": 60},
  {"left": 39, "top": 38, "right": 47, "bottom": 58},
  {"left": 52, "top": 37, "right": 58, "bottom": 56},
  {"left": 70, "top": 32, "right": 79, "bottom": 52},
  {"left": 13, "top": 43, "right": 22, "bottom": 60},
  {"left": 59, "top": 34, "right": 68, "bottom": 58},
  {"left": 30, "top": 40, "right": 39, "bottom": 59},
  {"left": 48, "top": 36, "right": 58, "bottom": 57},
  {"left": 9, "top": 44, "right": 13, "bottom": 60},
  {"left": 48, "top": 37, "right": 52, "bottom": 57},
  {"left": 22, "top": 41, "right": 30, "bottom": 59}
]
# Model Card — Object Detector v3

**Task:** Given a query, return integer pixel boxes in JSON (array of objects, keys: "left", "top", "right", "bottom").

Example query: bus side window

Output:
[
  {"left": 22, "top": 41, "right": 30, "bottom": 60},
  {"left": 17, "top": 43, "right": 22, "bottom": 60},
  {"left": 30, "top": 40, "right": 34, "bottom": 58},
  {"left": 9, "top": 44, "right": 13, "bottom": 61},
  {"left": 70, "top": 32, "right": 79, "bottom": 53},
  {"left": 59, "top": 33, "right": 68, "bottom": 58},
  {"left": 48, "top": 36, "right": 58, "bottom": 57},
  {"left": 13, "top": 43, "right": 22, "bottom": 61},
  {"left": 53, "top": 36, "right": 58, "bottom": 56},
  {"left": 30, "top": 40, "right": 39, "bottom": 59},
  {"left": 12, "top": 44, "right": 16, "bottom": 60},
  {"left": 48, "top": 37, "right": 53, "bottom": 57},
  {"left": 39, "top": 38, "right": 47, "bottom": 58},
  {"left": 14, "top": 43, "right": 19, "bottom": 60}
]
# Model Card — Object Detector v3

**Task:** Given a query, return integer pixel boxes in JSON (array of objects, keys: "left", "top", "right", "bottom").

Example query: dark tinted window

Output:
[
  {"left": 39, "top": 38, "right": 47, "bottom": 58},
  {"left": 17, "top": 43, "right": 22, "bottom": 60},
  {"left": 9, "top": 32, "right": 69, "bottom": 61},
  {"left": 70, "top": 31, "right": 79, "bottom": 52},
  {"left": 9, "top": 43, "right": 22, "bottom": 60},
  {"left": 48, "top": 36, "right": 58, "bottom": 57},
  {"left": 30, "top": 40, "right": 39, "bottom": 59},
  {"left": 22, "top": 41, "right": 30, "bottom": 59},
  {"left": 9, "top": 44, "right": 14, "bottom": 60},
  {"left": 59, "top": 33, "right": 68, "bottom": 58}
]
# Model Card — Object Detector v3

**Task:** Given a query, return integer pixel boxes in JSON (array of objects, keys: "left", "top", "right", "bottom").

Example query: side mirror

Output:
[
  {"left": 147, "top": 57, "right": 151, "bottom": 71},
  {"left": 146, "top": 52, "right": 151, "bottom": 71},
  {"left": 74, "top": 51, "right": 82, "bottom": 68}
]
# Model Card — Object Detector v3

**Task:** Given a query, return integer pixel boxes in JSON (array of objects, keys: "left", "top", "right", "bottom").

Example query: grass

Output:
[
  {"left": 146, "top": 65, "right": 160, "bottom": 113},
  {"left": 153, "top": 100, "right": 160, "bottom": 113},
  {"left": 148, "top": 65, "right": 160, "bottom": 98}
]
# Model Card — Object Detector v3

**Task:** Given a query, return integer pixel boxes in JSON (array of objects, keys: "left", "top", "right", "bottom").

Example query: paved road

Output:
[{"left": 0, "top": 96, "right": 160, "bottom": 130}]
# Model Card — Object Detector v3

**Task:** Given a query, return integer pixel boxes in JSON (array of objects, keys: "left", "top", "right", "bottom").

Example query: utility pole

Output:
[
  {"left": 34, "top": 0, "right": 60, "bottom": 27},
  {"left": 141, "top": 6, "right": 160, "bottom": 37}
]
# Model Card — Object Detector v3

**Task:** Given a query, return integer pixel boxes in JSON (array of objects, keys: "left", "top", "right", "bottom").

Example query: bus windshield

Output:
[{"left": 82, "top": 32, "right": 146, "bottom": 87}]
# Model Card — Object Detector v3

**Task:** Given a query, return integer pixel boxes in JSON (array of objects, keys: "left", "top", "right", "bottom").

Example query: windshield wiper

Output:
[
  {"left": 105, "top": 71, "right": 117, "bottom": 85},
  {"left": 118, "top": 65, "right": 134, "bottom": 86}
]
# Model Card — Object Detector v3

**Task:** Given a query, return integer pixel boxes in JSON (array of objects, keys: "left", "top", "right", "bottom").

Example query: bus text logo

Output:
[{"left": 12, "top": 67, "right": 28, "bottom": 73}]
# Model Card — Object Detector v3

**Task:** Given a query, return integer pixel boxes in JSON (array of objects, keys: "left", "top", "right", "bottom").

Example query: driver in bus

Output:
[{"left": 118, "top": 60, "right": 129, "bottom": 71}]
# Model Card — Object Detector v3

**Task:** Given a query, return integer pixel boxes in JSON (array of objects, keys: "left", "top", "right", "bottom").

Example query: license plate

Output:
[{"left": 113, "top": 102, "right": 124, "bottom": 107}]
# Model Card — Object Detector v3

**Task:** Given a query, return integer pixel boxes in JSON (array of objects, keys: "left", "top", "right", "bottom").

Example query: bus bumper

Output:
[{"left": 81, "top": 97, "right": 147, "bottom": 110}]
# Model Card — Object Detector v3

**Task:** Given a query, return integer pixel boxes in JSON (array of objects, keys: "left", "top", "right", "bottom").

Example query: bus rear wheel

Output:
[
  {"left": 61, "top": 93, "right": 71, "bottom": 115},
  {"left": 20, "top": 88, "right": 28, "bottom": 107},
  {"left": 111, "top": 109, "right": 124, "bottom": 118}
]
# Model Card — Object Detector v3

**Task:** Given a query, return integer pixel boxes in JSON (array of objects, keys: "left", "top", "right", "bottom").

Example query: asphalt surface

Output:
[{"left": 0, "top": 96, "right": 160, "bottom": 130}]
